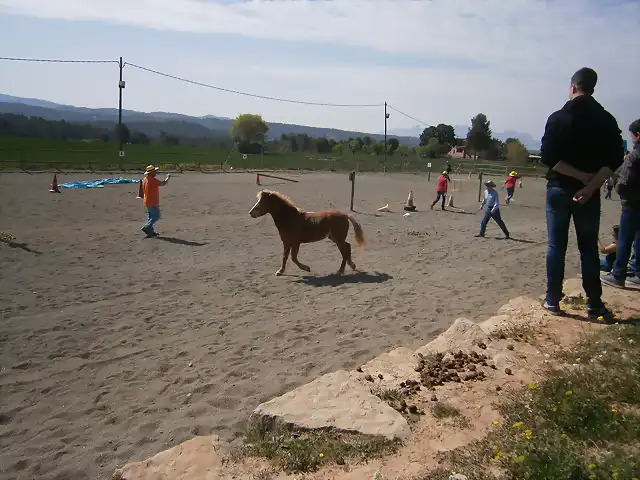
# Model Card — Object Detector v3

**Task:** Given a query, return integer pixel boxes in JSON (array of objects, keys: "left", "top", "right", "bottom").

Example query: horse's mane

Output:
[{"left": 258, "top": 190, "right": 303, "bottom": 212}]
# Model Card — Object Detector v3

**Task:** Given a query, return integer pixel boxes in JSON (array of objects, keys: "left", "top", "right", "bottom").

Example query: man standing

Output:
[
  {"left": 141, "top": 164, "right": 171, "bottom": 237},
  {"left": 601, "top": 119, "right": 640, "bottom": 288},
  {"left": 540, "top": 67, "right": 624, "bottom": 320}
]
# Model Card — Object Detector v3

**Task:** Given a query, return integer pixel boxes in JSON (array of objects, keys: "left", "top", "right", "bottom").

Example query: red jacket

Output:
[{"left": 436, "top": 175, "right": 448, "bottom": 192}]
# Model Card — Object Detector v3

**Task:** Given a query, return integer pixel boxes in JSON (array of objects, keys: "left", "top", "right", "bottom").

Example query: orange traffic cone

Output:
[
  {"left": 404, "top": 190, "right": 416, "bottom": 211},
  {"left": 136, "top": 180, "right": 143, "bottom": 199},
  {"left": 49, "top": 173, "right": 61, "bottom": 193},
  {"left": 256, "top": 173, "right": 261, "bottom": 185}
]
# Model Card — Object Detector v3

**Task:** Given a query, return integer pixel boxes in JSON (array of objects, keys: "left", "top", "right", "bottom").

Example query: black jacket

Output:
[
  {"left": 614, "top": 142, "right": 640, "bottom": 205},
  {"left": 540, "top": 95, "right": 624, "bottom": 191}
]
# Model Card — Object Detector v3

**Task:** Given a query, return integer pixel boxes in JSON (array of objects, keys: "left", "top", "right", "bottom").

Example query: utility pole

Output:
[
  {"left": 384, "top": 102, "right": 390, "bottom": 166},
  {"left": 118, "top": 57, "right": 125, "bottom": 157}
]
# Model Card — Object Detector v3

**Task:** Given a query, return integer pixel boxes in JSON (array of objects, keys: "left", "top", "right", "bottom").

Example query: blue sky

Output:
[{"left": 0, "top": 0, "right": 638, "bottom": 139}]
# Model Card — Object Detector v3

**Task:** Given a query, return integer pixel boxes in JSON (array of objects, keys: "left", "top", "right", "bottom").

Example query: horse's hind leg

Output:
[
  {"left": 343, "top": 241, "right": 356, "bottom": 270},
  {"left": 291, "top": 243, "right": 311, "bottom": 273},
  {"left": 329, "top": 235, "right": 351, "bottom": 274}
]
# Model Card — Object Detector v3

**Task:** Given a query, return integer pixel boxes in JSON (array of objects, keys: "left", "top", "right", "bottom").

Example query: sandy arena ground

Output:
[{"left": 0, "top": 171, "right": 624, "bottom": 480}]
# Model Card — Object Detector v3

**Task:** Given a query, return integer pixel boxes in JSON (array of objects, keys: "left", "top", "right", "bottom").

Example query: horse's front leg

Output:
[
  {"left": 276, "top": 244, "right": 291, "bottom": 276},
  {"left": 291, "top": 243, "right": 311, "bottom": 273}
]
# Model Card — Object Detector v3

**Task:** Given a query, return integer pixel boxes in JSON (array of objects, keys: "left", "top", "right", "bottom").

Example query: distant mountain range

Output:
[
  {"left": 0, "top": 93, "right": 420, "bottom": 145},
  {"left": 386, "top": 124, "right": 540, "bottom": 151}
]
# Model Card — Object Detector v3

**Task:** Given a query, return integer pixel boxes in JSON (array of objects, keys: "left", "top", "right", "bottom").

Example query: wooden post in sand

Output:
[
  {"left": 349, "top": 170, "right": 356, "bottom": 211},
  {"left": 478, "top": 171, "right": 483, "bottom": 202}
]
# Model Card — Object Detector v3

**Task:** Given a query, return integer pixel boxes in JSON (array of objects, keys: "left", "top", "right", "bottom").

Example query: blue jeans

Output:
[
  {"left": 506, "top": 187, "right": 514, "bottom": 202},
  {"left": 630, "top": 242, "right": 637, "bottom": 276},
  {"left": 546, "top": 186, "right": 602, "bottom": 308},
  {"left": 479, "top": 207, "right": 509, "bottom": 236},
  {"left": 431, "top": 191, "right": 446, "bottom": 209},
  {"left": 611, "top": 203, "right": 640, "bottom": 280},
  {"left": 144, "top": 205, "right": 161, "bottom": 231}
]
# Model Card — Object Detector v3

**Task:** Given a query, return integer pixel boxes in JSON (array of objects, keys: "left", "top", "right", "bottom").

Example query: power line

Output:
[
  {"left": 124, "top": 61, "right": 383, "bottom": 108},
  {"left": 386, "top": 104, "right": 428, "bottom": 126},
  {"left": 0, "top": 56, "right": 119, "bottom": 64}
]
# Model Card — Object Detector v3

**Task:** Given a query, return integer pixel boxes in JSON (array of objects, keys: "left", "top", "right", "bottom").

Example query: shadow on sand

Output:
[
  {"left": 2, "top": 241, "right": 43, "bottom": 255},
  {"left": 295, "top": 271, "right": 392, "bottom": 287},
  {"left": 155, "top": 236, "right": 207, "bottom": 247}
]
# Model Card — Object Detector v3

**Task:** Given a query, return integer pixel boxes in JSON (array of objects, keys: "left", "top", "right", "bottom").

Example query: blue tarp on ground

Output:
[{"left": 59, "top": 178, "right": 139, "bottom": 189}]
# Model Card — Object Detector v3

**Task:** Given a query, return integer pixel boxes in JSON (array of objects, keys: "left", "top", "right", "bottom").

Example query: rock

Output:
[
  {"left": 478, "top": 314, "right": 511, "bottom": 334},
  {"left": 507, "top": 344, "right": 514, "bottom": 351},
  {"left": 563, "top": 278, "right": 584, "bottom": 300},
  {"left": 416, "top": 319, "right": 490, "bottom": 356},
  {"left": 505, "top": 368, "right": 512, "bottom": 375},
  {"left": 253, "top": 370, "right": 411, "bottom": 440},
  {"left": 113, "top": 436, "right": 229, "bottom": 480},
  {"left": 496, "top": 296, "right": 542, "bottom": 317},
  {"left": 356, "top": 347, "right": 418, "bottom": 389},
  {"left": 449, "top": 474, "right": 469, "bottom": 480}
]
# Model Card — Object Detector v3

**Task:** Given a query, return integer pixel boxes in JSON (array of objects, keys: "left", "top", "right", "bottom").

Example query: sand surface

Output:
[{"left": 0, "top": 171, "right": 622, "bottom": 479}]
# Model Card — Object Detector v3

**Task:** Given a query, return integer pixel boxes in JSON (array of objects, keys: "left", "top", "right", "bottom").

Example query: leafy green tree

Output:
[
  {"left": 506, "top": 139, "right": 530, "bottom": 164},
  {"left": 466, "top": 113, "right": 492, "bottom": 159},
  {"left": 420, "top": 124, "right": 455, "bottom": 146},
  {"left": 315, "top": 137, "right": 332, "bottom": 154},
  {"left": 116, "top": 123, "right": 131, "bottom": 145},
  {"left": 372, "top": 142, "right": 384, "bottom": 156},
  {"left": 230, "top": 113, "right": 268, "bottom": 143},
  {"left": 387, "top": 137, "right": 400, "bottom": 153}
]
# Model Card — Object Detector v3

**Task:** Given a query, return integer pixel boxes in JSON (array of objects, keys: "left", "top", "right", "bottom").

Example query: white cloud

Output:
[{"left": 0, "top": 0, "right": 639, "bottom": 139}]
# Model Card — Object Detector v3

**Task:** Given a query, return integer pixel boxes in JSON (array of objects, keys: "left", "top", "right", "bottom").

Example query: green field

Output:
[{"left": 0, "top": 137, "right": 541, "bottom": 177}]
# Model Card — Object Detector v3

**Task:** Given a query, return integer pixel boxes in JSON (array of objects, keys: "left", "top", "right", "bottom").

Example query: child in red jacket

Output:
[{"left": 430, "top": 171, "right": 450, "bottom": 210}]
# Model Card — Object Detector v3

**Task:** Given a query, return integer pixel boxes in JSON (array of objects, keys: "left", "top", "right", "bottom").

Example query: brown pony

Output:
[{"left": 249, "top": 190, "right": 365, "bottom": 276}]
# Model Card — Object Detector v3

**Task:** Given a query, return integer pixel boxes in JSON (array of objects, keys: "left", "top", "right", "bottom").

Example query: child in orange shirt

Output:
[{"left": 141, "top": 165, "right": 171, "bottom": 237}]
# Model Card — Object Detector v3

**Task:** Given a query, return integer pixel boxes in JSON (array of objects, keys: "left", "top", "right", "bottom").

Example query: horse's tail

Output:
[{"left": 347, "top": 215, "right": 365, "bottom": 249}]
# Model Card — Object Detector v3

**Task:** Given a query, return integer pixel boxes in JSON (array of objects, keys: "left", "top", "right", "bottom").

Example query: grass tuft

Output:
[{"left": 238, "top": 420, "right": 400, "bottom": 473}]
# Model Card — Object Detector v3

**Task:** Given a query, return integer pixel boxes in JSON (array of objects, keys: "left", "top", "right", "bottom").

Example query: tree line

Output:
[
  {"left": 231, "top": 113, "right": 532, "bottom": 163},
  {"left": 0, "top": 111, "right": 532, "bottom": 164}
]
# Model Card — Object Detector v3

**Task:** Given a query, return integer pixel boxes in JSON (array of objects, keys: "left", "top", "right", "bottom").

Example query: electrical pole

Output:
[
  {"left": 384, "top": 102, "right": 389, "bottom": 166},
  {"left": 118, "top": 57, "right": 125, "bottom": 157}
]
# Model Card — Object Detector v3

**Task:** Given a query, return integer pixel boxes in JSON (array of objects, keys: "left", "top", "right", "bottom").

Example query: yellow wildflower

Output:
[
  {"left": 576, "top": 357, "right": 582, "bottom": 362},
  {"left": 493, "top": 420, "right": 500, "bottom": 425},
  {"left": 514, "top": 455, "right": 526, "bottom": 463},
  {"left": 561, "top": 433, "right": 567, "bottom": 439},
  {"left": 528, "top": 383, "right": 537, "bottom": 389},
  {"left": 319, "top": 453, "right": 324, "bottom": 458},
  {"left": 512, "top": 421, "right": 525, "bottom": 429},
  {"left": 597, "top": 315, "right": 604, "bottom": 322},
  {"left": 611, "top": 408, "right": 618, "bottom": 413},
  {"left": 493, "top": 451, "right": 505, "bottom": 461},
  {"left": 565, "top": 390, "right": 573, "bottom": 397},
  {"left": 588, "top": 463, "right": 596, "bottom": 470},
  {"left": 520, "top": 429, "right": 533, "bottom": 440}
]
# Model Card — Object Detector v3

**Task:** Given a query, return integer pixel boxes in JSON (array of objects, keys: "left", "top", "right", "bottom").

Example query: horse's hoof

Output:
[{"left": 275, "top": 269, "right": 284, "bottom": 276}]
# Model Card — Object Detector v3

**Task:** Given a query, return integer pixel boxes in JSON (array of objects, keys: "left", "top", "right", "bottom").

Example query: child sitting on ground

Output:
[{"left": 599, "top": 225, "right": 619, "bottom": 272}]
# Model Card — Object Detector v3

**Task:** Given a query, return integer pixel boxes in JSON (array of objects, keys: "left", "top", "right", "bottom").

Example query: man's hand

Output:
[{"left": 573, "top": 184, "right": 597, "bottom": 204}]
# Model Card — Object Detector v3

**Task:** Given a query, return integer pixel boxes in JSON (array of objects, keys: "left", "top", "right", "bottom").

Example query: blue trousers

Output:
[
  {"left": 479, "top": 207, "right": 509, "bottom": 236},
  {"left": 545, "top": 186, "right": 602, "bottom": 308},
  {"left": 611, "top": 203, "right": 640, "bottom": 280},
  {"left": 506, "top": 187, "right": 514, "bottom": 202},
  {"left": 431, "top": 191, "right": 446, "bottom": 209},
  {"left": 144, "top": 206, "right": 161, "bottom": 231}
]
